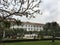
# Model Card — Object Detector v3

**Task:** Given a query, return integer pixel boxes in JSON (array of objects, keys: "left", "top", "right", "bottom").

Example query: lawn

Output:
[{"left": 0, "top": 40, "right": 60, "bottom": 45}]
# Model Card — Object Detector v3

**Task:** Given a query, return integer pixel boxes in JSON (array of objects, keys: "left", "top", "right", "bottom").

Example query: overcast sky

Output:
[{"left": 13, "top": 0, "right": 60, "bottom": 24}]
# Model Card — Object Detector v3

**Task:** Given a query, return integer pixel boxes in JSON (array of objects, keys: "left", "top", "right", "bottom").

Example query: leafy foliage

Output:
[{"left": 43, "top": 22, "right": 60, "bottom": 42}]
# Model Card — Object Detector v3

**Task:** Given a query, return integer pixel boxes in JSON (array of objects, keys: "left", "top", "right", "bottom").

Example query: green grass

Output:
[{"left": 1, "top": 40, "right": 60, "bottom": 45}]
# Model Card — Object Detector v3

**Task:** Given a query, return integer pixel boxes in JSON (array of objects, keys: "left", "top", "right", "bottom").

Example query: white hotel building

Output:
[
  {"left": 11, "top": 21, "right": 44, "bottom": 39},
  {"left": 12, "top": 22, "right": 44, "bottom": 31}
]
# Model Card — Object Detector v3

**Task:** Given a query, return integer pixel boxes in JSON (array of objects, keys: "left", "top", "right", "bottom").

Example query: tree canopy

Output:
[
  {"left": 0, "top": 0, "right": 41, "bottom": 21},
  {"left": 0, "top": 0, "right": 41, "bottom": 40},
  {"left": 43, "top": 22, "right": 60, "bottom": 42}
]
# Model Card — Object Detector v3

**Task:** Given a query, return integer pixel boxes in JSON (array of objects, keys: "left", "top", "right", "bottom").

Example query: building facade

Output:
[
  {"left": 11, "top": 22, "right": 44, "bottom": 31},
  {"left": 11, "top": 22, "right": 44, "bottom": 39}
]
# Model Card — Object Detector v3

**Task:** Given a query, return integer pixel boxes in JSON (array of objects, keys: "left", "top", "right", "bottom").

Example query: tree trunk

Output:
[
  {"left": 3, "top": 30, "right": 5, "bottom": 38},
  {"left": 52, "top": 34, "right": 55, "bottom": 42}
]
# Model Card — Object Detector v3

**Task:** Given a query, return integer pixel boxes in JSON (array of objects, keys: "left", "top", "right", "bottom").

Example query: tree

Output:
[
  {"left": 14, "top": 28, "right": 27, "bottom": 39},
  {"left": 0, "top": 0, "right": 41, "bottom": 21},
  {"left": 0, "top": 20, "right": 11, "bottom": 38},
  {"left": 43, "top": 22, "right": 60, "bottom": 42},
  {"left": 5, "top": 29, "right": 15, "bottom": 38},
  {"left": 55, "top": 27, "right": 60, "bottom": 37},
  {"left": 16, "top": 20, "right": 22, "bottom": 26},
  {"left": 0, "top": 0, "right": 41, "bottom": 40},
  {"left": 38, "top": 30, "right": 44, "bottom": 39}
]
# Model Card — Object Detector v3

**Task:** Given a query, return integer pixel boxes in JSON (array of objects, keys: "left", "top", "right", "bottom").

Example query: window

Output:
[
  {"left": 28, "top": 25, "right": 30, "bottom": 27},
  {"left": 31, "top": 25, "right": 32, "bottom": 27},
  {"left": 25, "top": 25, "right": 27, "bottom": 27},
  {"left": 34, "top": 25, "right": 36, "bottom": 28},
  {"left": 40, "top": 26, "right": 41, "bottom": 28},
  {"left": 37, "top": 25, "right": 38, "bottom": 29}
]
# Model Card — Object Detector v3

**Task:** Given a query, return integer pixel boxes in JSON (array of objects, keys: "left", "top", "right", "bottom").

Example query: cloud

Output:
[
  {"left": 28, "top": 0, "right": 60, "bottom": 24},
  {"left": 39, "top": 0, "right": 60, "bottom": 24},
  {"left": 13, "top": 0, "right": 60, "bottom": 25}
]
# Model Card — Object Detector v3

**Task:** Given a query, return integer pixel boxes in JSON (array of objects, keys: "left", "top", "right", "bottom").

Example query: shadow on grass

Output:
[
  {"left": 0, "top": 40, "right": 60, "bottom": 45},
  {"left": 48, "top": 42, "right": 60, "bottom": 45}
]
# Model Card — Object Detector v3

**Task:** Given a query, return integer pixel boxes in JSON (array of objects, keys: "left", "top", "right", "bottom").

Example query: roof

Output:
[
  {"left": 22, "top": 22, "right": 44, "bottom": 26},
  {"left": 6, "top": 18, "right": 16, "bottom": 22}
]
